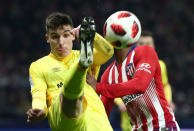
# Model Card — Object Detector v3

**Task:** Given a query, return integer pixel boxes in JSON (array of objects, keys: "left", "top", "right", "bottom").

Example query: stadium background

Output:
[{"left": 0, "top": 0, "right": 193, "bottom": 130}]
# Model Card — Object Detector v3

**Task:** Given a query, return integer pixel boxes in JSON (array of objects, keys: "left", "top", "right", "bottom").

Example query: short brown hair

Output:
[{"left": 46, "top": 12, "right": 73, "bottom": 33}]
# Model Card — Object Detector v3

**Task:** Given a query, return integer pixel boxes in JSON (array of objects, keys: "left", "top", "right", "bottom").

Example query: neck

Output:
[
  {"left": 51, "top": 50, "right": 72, "bottom": 58},
  {"left": 114, "top": 47, "right": 132, "bottom": 65}
]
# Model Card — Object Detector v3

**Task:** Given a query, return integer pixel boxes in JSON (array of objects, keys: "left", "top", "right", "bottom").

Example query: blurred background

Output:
[{"left": 0, "top": 0, "right": 194, "bottom": 130}]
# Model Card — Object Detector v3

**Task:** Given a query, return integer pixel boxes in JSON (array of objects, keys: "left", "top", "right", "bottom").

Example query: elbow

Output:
[{"left": 136, "top": 82, "right": 147, "bottom": 94}]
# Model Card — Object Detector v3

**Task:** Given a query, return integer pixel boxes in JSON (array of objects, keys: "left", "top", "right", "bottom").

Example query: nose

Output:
[{"left": 59, "top": 36, "right": 64, "bottom": 45}]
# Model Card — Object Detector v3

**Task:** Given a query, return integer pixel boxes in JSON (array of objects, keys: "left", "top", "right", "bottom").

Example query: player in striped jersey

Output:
[
  {"left": 114, "top": 30, "right": 176, "bottom": 131},
  {"left": 87, "top": 34, "right": 180, "bottom": 130}
]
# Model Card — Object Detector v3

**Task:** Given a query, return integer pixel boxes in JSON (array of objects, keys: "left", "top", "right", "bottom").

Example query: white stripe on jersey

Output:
[
  {"left": 108, "top": 65, "right": 114, "bottom": 84},
  {"left": 114, "top": 66, "right": 118, "bottom": 83},
  {"left": 130, "top": 51, "right": 135, "bottom": 63},
  {"left": 129, "top": 51, "right": 135, "bottom": 77},
  {"left": 121, "top": 58, "right": 128, "bottom": 82}
]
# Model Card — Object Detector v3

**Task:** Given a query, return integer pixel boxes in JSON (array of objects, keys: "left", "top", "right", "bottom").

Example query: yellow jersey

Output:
[
  {"left": 29, "top": 33, "right": 113, "bottom": 130},
  {"left": 159, "top": 60, "right": 172, "bottom": 102}
]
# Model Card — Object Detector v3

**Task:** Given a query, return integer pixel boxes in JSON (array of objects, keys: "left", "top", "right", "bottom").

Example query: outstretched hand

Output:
[
  {"left": 86, "top": 73, "right": 97, "bottom": 90},
  {"left": 26, "top": 108, "right": 46, "bottom": 124}
]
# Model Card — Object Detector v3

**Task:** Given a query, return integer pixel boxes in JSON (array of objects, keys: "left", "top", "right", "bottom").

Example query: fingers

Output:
[
  {"left": 71, "top": 25, "right": 81, "bottom": 39},
  {"left": 27, "top": 109, "right": 37, "bottom": 117},
  {"left": 26, "top": 109, "right": 45, "bottom": 124}
]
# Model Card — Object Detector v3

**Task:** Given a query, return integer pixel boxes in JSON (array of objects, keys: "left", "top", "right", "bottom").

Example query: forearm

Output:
[
  {"left": 31, "top": 91, "right": 48, "bottom": 115},
  {"left": 96, "top": 72, "right": 152, "bottom": 98}
]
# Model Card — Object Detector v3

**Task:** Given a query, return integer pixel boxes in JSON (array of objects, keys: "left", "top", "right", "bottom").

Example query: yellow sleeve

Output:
[
  {"left": 29, "top": 62, "right": 48, "bottom": 115},
  {"left": 114, "top": 98, "right": 123, "bottom": 106},
  {"left": 164, "top": 83, "right": 172, "bottom": 102},
  {"left": 159, "top": 60, "right": 172, "bottom": 102},
  {"left": 93, "top": 33, "right": 114, "bottom": 66}
]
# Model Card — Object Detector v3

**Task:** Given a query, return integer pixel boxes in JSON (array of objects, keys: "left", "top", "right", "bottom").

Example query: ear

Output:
[{"left": 45, "top": 34, "right": 49, "bottom": 43}]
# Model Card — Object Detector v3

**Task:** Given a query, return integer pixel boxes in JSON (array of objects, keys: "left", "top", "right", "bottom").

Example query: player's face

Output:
[
  {"left": 46, "top": 25, "right": 75, "bottom": 57},
  {"left": 138, "top": 36, "right": 155, "bottom": 49}
]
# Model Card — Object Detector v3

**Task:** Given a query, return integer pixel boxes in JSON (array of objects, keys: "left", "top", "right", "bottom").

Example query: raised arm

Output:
[{"left": 93, "top": 33, "right": 114, "bottom": 66}]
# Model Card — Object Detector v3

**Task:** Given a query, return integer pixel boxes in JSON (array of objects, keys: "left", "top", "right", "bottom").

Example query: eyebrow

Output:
[
  {"left": 64, "top": 30, "right": 71, "bottom": 33},
  {"left": 50, "top": 30, "right": 73, "bottom": 35}
]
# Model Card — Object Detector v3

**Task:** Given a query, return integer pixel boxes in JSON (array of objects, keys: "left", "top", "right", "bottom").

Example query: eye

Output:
[
  {"left": 63, "top": 33, "right": 70, "bottom": 38},
  {"left": 51, "top": 35, "right": 59, "bottom": 39}
]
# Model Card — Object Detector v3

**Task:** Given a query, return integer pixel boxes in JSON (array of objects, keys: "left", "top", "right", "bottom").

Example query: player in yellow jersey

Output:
[
  {"left": 26, "top": 12, "right": 113, "bottom": 131},
  {"left": 113, "top": 30, "right": 175, "bottom": 131}
]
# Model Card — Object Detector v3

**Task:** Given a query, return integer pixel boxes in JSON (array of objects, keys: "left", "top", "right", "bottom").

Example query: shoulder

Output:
[
  {"left": 31, "top": 55, "right": 49, "bottom": 66},
  {"left": 29, "top": 55, "right": 50, "bottom": 71},
  {"left": 135, "top": 45, "right": 155, "bottom": 54},
  {"left": 134, "top": 45, "right": 158, "bottom": 58}
]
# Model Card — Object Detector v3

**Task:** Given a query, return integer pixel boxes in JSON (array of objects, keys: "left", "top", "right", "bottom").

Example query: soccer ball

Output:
[{"left": 103, "top": 11, "right": 141, "bottom": 49}]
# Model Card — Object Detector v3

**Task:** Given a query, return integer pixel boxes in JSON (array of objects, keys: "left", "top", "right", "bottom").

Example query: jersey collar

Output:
[
  {"left": 126, "top": 45, "right": 137, "bottom": 56},
  {"left": 49, "top": 52, "right": 73, "bottom": 63}
]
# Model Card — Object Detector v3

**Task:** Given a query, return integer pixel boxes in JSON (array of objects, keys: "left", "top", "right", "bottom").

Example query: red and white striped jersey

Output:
[{"left": 96, "top": 45, "right": 180, "bottom": 130}]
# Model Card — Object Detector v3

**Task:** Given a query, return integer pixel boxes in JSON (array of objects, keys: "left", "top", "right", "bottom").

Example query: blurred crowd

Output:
[{"left": 0, "top": 0, "right": 194, "bottom": 128}]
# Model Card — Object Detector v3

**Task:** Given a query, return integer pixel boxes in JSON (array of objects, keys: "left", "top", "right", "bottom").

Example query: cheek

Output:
[
  {"left": 66, "top": 38, "right": 73, "bottom": 47},
  {"left": 50, "top": 42, "right": 57, "bottom": 49}
]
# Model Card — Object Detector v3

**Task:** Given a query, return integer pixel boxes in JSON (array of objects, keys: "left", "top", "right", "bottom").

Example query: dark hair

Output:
[
  {"left": 46, "top": 12, "right": 73, "bottom": 33},
  {"left": 141, "top": 30, "right": 153, "bottom": 37}
]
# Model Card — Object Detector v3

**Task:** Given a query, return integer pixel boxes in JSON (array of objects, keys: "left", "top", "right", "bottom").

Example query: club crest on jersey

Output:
[{"left": 126, "top": 63, "right": 135, "bottom": 77}]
